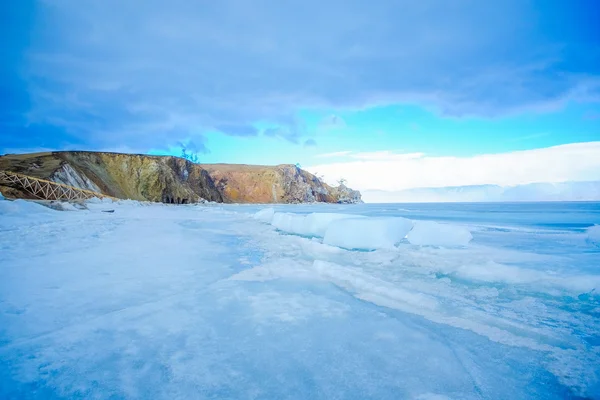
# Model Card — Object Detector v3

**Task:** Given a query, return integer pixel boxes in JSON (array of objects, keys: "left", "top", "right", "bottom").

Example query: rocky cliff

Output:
[{"left": 0, "top": 151, "right": 362, "bottom": 204}]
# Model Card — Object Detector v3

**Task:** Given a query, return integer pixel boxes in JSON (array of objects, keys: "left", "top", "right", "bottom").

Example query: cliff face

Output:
[
  {"left": 0, "top": 152, "right": 222, "bottom": 203},
  {"left": 0, "top": 151, "right": 362, "bottom": 204},
  {"left": 201, "top": 163, "right": 342, "bottom": 204}
]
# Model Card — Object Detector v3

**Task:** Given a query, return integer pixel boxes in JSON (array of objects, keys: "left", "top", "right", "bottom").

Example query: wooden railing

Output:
[{"left": 0, "top": 170, "right": 117, "bottom": 201}]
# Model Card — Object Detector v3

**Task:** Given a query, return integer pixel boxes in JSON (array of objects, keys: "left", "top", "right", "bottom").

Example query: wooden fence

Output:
[{"left": 0, "top": 170, "right": 116, "bottom": 201}]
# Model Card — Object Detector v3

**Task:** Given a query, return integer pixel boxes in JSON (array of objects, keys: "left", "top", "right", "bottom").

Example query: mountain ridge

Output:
[{"left": 363, "top": 181, "right": 600, "bottom": 203}]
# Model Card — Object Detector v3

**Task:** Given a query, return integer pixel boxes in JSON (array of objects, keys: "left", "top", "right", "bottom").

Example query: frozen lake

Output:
[{"left": 1, "top": 199, "right": 599, "bottom": 399}]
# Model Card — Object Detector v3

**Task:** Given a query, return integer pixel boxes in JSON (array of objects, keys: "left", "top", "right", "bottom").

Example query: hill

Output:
[{"left": 0, "top": 151, "right": 361, "bottom": 204}]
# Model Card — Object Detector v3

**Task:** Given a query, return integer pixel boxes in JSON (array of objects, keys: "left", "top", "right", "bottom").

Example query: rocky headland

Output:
[{"left": 0, "top": 151, "right": 362, "bottom": 204}]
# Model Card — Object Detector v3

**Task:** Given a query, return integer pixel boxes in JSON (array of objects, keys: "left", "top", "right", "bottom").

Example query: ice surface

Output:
[
  {"left": 407, "top": 220, "right": 473, "bottom": 246},
  {"left": 313, "top": 260, "right": 439, "bottom": 310},
  {"left": 323, "top": 216, "right": 413, "bottom": 250},
  {"left": 0, "top": 199, "right": 53, "bottom": 216},
  {"left": 1, "top": 200, "right": 599, "bottom": 399}
]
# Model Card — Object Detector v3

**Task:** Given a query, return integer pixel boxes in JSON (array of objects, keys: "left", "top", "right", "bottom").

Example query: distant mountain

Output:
[
  {"left": 363, "top": 181, "right": 600, "bottom": 203},
  {"left": 0, "top": 151, "right": 362, "bottom": 204}
]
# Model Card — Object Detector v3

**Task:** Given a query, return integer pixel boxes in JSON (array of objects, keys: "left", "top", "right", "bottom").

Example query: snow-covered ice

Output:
[
  {"left": 1, "top": 199, "right": 600, "bottom": 399},
  {"left": 407, "top": 220, "right": 473, "bottom": 246}
]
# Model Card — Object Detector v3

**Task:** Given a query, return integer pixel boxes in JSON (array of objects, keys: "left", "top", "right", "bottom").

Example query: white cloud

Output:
[
  {"left": 314, "top": 150, "right": 353, "bottom": 158},
  {"left": 306, "top": 142, "right": 600, "bottom": 191},
  {"left": 348, "top": 151, "right": 425, "bottom": 161}
]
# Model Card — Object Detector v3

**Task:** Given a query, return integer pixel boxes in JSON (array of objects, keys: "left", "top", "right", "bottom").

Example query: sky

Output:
[{"left": 1, "top": 0, "right": 600, "bottom": 191}]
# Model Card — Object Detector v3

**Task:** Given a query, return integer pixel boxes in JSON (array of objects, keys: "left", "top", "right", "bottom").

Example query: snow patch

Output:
[
  {"left": 323, "top": 217, "right": 413, "bottom": 250},
  {"left": 407, "top": 220, "right": 473, "bottom": 246}
]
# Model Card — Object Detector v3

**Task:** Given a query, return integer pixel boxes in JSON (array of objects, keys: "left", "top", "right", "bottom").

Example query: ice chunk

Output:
[
  {"left": 323, "top": 217, "right": 413, "bottom": 250},
  {"left": 253, "top": 207, "right": 275, "bottom": 223},
  {"left": 271, "top": 212, "right": 359, "bottom": 237},
  {"left": 587, "top": 225, "right": 600, "bottom": 245},
  {"left": 407, "top": 220, "right": 472, "bottom": 246},
  {"left": 0, "top": 191, "right": 4, "bottom": 200}
]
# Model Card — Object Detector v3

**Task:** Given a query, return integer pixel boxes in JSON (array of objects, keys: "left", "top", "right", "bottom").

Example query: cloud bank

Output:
[
  {"left": 363, "top": 181, "right": 600, "bottom": 203},
  {"left": 306, "top": 142, "right": 600, "bottom": 192}
]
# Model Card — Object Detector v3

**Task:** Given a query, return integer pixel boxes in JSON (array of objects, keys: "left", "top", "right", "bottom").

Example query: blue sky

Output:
[{"left": 1, "top": 0, "right": 599, "bottom": 190}]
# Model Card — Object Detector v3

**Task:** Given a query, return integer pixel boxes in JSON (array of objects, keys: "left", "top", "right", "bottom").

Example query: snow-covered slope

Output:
[{"left": 1, "top": 198, "right": 599, "bottom": 399}]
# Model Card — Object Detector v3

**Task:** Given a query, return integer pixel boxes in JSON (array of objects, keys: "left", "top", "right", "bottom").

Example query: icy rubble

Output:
[{"left": 257, "top": 209, "right": 472, "bottom": 249}]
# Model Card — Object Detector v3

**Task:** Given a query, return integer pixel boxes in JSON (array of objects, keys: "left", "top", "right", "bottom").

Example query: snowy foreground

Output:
[{"left": 1, "top": 199, "right": 600, "bottom": 399}]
